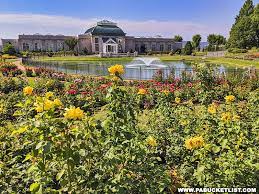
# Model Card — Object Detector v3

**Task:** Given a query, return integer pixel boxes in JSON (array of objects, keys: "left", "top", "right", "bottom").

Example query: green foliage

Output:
[
  {"left": 192, "top": 34, "right": 202, "bottom": 51},
  {"left": 3, "top": 43, "right": 16, "bottom": 55},
  {"left": 64, "top": 37, "right": 78, "bottom": 51},
  {"left": 228, "top": 48, "right": 248, "bottom": 54},
  {"left": 0, "top": 68, "right": 258, "bottom": 192},
  {"left": 227, "top": 0, "right": 258, "bottom": 49},
  {"left": 173, "top": 35, "right": 183, "bottom": 42},
  {"left": 183, "top": 41, "right": 193, "bottom": 55},
  {"left": 207, "top": 34, "right": 226, "bottom": 51}
]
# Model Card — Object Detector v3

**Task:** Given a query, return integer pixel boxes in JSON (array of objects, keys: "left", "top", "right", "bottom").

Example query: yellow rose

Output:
[
  {"left": 108, "top": 64, "right": 124, "bottom": 76},
  {"left": 185, "top": 136, "right": 204, "bottom": 150},
  {"left": 175, "top": 97, "right": 181, "bottom": 104},
  {"left": 45, "top": 92, "right": 54, "bottom": 99},
  {"left": 64, "top": 107, "right": 84, "bottom": 120},
  {"left": 208, "top": 104, "right": 217, "bottom": 114},
  {"left": 221, "top": 112, "right": 232, "bottom": 122},
  {"left": 35, "top": 105, "right": 44, "bottom": 113},
  {"left": 146, "top": 136, "right": 157, "bottom": 147},
  {"left": 54, "top": 99, "right": 62, "bottom": 107},
  {"left": 44, "top": 99, "right": 54, "bottom": 111},
  {"left": 137, "top": 88, "right": 148, "bottom": 95},
  {"left": 225, "top": 95, "right": 235, "bottom": 103},
  {"left": 23, "top": 86, "right": 33, "bottom": 96}
]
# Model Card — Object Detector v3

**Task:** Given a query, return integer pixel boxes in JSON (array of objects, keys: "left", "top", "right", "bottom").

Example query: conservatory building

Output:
[{"left": 1, "top": 20, "right": 182, "bottom": 54}]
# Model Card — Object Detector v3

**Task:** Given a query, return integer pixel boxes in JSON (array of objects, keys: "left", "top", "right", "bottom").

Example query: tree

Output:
[
  {"left": 173, "top": 35, "right": 183, "bottom": 42},
  {"left": 227, "top": 0, "right": 257, "bottom": 49},
  {"left": 183, "top": 41, "right": 193, "bottom": 55},
  {"left": 207, "top": 34, "right": 226, "bottom": 51},
  {"left": 251, "top": 4, "right": 259, "bottom": 47},
  {"left": 192, "top": 34, "right": 202, "bottom": 51},
  {"left": 64, "top": 37, "right": 78, "bottom": 51},
  {"left": 3, "top": 43, "right": 16, "bottom": 55},
  {"left": 235, "top": 0, "right": 254, "bottom": 22}
]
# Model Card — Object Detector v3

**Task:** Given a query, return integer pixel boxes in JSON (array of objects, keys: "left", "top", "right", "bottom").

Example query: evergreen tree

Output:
[
  {"left": 183, "top": 41, "right": 193, "bottom": 55},
  {"left": 251, "top": 4, "right": 259, "bottom": 47},
  {"left": 227, "top": 0, "right": 257, "bottom": 49},
  {"left": 235, "top": 0, "right": 254, "bottom": 22}
]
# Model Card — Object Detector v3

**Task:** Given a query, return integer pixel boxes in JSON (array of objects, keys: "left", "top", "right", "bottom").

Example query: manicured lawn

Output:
[
  {"left": 34, "top": 55, "right": 259, "bottom": 68},
  {"left": 35, "top": 56, "right": 133, "bottom": 62},
  {"left": 160, "top": 56, "right": 259, "bottom": 68}
]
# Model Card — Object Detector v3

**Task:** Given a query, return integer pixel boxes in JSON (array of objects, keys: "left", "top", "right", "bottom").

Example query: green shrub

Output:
[{"left": 228, "top": 48, "right": 248, "bottom": 53}]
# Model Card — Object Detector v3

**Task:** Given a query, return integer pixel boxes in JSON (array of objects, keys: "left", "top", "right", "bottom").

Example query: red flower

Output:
[
  {"left": 80, "top": 91, "right": 88, "bottom": 96},
  {"left": 67, "top": 89, "right": 77, "bottom": 95}
]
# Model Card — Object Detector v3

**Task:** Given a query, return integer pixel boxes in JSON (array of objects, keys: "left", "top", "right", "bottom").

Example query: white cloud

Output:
[{"left": 0, "top": 13, "right": 230, "bottom": 41}]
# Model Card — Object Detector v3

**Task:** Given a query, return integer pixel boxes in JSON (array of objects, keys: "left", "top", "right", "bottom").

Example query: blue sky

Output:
[{"left": 0, "top": 0, "right": 258, "bottom": 40}]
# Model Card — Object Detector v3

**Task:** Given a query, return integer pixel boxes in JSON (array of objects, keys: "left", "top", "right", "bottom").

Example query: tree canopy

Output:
[
  {"left": 227, "top": 0, "right": 258, "bottom": 49},
  {"left": 65, "top": 38, "right": 78, "bottom": 51},
  {"left": 192, "top": 34, "right": 202, "bottom": 51},
  {"left": 173, "top": 35, "right": 183, "bottom": 42},
  {"left": 3, "top": 43, "right": 16, "bottom": 55},
  {"left": 183, "top": 41, "right": 193, "bottom": 55}
]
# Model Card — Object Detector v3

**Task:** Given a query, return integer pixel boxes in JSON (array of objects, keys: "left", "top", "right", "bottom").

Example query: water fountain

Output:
[
  {"left": 124, "top": 57, "right": 169, "bottom": 80},
  {"left": 126, "top": 57, "right": 168, "bottom": 68}
]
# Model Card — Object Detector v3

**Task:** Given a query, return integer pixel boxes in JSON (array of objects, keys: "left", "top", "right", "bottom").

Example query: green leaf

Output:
[
  {"left": 56, "top": 169, "right": 65, "bottom": 180},
  {"left": 212, "top": 146, "right": 221, "bottom": 153},
  {"left": 30, "top": 182, "right": 40, "bottom": 193},
  {"left": 23, "top": 153, "right": 32, "bottom": 162},
  {"left": 221, "top": 139, "right": 228, "bottom": 148},
  {"left": 11, "top": 126, "right": 28, "bottom": 136}
]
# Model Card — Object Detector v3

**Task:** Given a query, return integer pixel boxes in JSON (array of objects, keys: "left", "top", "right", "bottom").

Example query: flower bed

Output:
[{"left": 0, "top": 64, "right": 258, "bottom": 193}]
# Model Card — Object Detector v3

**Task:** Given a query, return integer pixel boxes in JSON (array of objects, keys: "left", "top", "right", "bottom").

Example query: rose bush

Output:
[{"left": 0, "top": 64, "right": 258, "bottom": 193}]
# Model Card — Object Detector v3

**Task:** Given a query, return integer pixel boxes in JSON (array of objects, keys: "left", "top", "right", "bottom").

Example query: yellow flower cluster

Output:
[
  {"left": 208, "top": 103, "right": 217, "bottom": 114},
  {"left": 45, "top": 91, "right": 54, "bottom": 99},
  {"left": 185, "top": 136, "right": 204, "bottom": 150},
  {"left": 108, "top": 64, "right": 124, "bottom": 76},
  {"left": 221, "top": 112, "right": 232, "bottom": 122},
  {"left": 54, "top": 99, "right": 63, "bottom": 107},
  {"left": 221, "top": 112, "right": 240, "bottom": 122},
  {"left": 137, "top": 88, "right": 148, "bottom": 95},
  {"left": 175, "top": 97, "right": 181, "bottom": 104},
  {"left": 146, "top": 136, "right": 157, "bottom": 147},
  {"left": 225, "top": 95, "right": 235, "bottom": 103},
  {"left": 23, "top": 86, "right": 33, "bottom": 96},
  {"left": 64, "top": 107, "right": 84, "bottom": 120},
  {"left": 35, "top": 95, "right": 62, "bottom": 113}
]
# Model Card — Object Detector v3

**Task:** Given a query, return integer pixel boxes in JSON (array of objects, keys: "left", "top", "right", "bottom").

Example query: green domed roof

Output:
[{"left": 85, "top": 20, "right": 125, "bottom": 36}]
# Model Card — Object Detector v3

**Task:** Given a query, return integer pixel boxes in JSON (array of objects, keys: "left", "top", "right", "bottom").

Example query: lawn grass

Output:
[
  {"left": 160, "top": 55, "right": 259, "bottom": 68},
  {"left": 34, "top": 55, "right": 259, "bottom": 68},
  {"left": 36, "top": 56, "right": 133, "bottom": 62}
]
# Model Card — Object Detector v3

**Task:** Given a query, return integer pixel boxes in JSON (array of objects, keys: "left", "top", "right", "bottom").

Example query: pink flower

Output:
[{"left": 67, "top": 89, "right": 77, "bottom": 95}]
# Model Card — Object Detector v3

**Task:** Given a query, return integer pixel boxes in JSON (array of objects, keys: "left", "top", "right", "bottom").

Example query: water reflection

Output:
[{"left": 24, "top": 59, "right": 250, "bottom": 80}]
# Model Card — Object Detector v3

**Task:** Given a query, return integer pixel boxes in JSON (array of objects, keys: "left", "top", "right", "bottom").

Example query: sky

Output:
[{"left": 0, "top": 0, "right": 258, "bottom": 41}]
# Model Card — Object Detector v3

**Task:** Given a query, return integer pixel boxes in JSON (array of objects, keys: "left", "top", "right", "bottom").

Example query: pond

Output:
[{"left": 23, "top": 58, "right": 250, "bottom": 80}]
